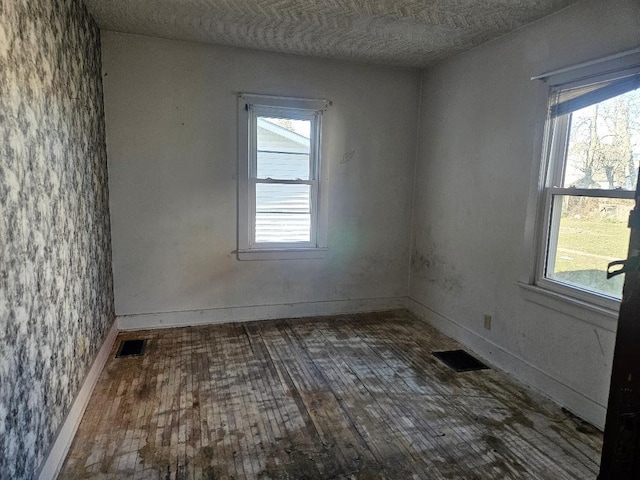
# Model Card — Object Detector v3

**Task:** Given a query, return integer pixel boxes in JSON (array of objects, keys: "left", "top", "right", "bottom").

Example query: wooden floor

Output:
[{"left": 61, "top": 310, "right": 602, "bottom": 479}]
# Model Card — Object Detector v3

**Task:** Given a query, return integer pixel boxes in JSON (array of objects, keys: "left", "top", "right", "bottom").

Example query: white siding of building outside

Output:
[{"left": 255, "top": 118, "right": 312, "bottom": 243}]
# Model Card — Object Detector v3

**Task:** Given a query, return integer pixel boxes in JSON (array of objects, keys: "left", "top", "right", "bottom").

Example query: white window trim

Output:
[
  {"left": 237, "top": 93, "right": 331, "bottom": 260},
  {"left": 525, "top": 52, "right": 640, "bottom": 313}
]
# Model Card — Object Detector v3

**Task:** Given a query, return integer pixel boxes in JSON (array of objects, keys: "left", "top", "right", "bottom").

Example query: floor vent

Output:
[
  {"left": 433, "top": 349, "right": 489, "bottom": 372},
  {"left": 116, "top": 339, "right": 146, "bottom": 358}
]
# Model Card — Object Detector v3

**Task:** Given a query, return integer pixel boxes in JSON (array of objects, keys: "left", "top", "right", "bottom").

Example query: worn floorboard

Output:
[{"left": 60, "top": 310, "right": 602, "bottom": 479}]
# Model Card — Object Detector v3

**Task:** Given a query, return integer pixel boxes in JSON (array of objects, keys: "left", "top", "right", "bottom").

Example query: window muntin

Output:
[
  {"left": 237, "top": 94, "right": 329, "bottom": 259},
  {"left": 538, "top": 71, "right": 640, "bottom": 305}
]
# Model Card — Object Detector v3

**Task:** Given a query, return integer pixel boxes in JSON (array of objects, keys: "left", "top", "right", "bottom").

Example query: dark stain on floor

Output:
[{"left": 60, "top": 310, "right": 602, "bottom": 479}]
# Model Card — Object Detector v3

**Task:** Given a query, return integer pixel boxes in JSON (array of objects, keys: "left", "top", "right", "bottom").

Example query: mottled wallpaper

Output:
[{"left": 0, "top": 1, "right": 115, "bottom": 478}]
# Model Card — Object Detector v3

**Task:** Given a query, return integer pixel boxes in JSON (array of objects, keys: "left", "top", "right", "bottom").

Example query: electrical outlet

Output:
[{"left": 483, "top": 314, "right": 492, "bottom": 330}]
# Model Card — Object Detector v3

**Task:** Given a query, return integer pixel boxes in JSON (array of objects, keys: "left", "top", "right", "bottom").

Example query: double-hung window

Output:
[
  {"left": 537, "top": 63, "right": 640, "bottom": 308},
  {"left": 237, "top": 94, "right": 330, "bottom": 260}
]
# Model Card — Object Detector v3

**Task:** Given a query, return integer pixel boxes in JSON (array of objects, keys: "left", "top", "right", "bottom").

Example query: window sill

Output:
[
  {"left": 237, "top": 248, "right": 328, "bottom": 261},
  {"left": 516, "top": 282, "right": 618, "bottom": 332}
]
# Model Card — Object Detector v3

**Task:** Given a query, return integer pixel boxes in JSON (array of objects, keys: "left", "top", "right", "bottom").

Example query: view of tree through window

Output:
[
  {"left": 547, "top": 87, "right": 640, "bottom": 298},
  {"left": 564, "top": 89, "right": 640, "bottom": 190}
]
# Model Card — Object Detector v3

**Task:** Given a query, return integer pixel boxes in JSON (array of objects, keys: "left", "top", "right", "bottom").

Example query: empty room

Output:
[{"left": 2, "top": 0, "right": 640, "bottom": 478}]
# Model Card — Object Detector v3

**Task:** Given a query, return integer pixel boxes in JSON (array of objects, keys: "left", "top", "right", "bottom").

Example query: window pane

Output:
[
  {"left": 547, "top": 195, "right": 633, "bottom": 298},
  {"left": 256, "top": 117, "right": 311, "bottom": 180},
  {"left": 562, "top": 87, "right": 640, "bottom": 190},
  {"left": 255, "top": 183, "right": 311, "bottom": 243}
]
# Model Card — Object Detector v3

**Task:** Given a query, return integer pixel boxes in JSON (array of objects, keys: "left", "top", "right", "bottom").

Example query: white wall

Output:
[
  {"left": 102, "top": 32, "right": 420, "bottom": 325},
  {"left": 409, "top": 0, "right": 640, "bottom": 428},
  {"left": 102, "top": 0, "right": 640, "bottom": 427}
]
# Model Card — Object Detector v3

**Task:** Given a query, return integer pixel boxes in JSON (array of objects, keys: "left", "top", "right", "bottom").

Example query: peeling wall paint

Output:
[{"left": 0, "top": 1, "right": 115, "bottom": 477}]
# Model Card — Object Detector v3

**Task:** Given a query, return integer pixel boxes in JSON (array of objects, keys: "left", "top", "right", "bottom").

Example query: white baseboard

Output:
[
  {"left": 117, "top": 297, "right": 409, "bottom": 331},
  {"left": 37, "top": 320, "right": 119, "bottom": 480},
  {"left": 406, "top": 297, "right": 606, "bottom": 430}
]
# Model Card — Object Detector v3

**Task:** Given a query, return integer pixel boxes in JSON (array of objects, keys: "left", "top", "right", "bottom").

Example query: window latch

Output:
[
  {"left": 607, "top": 256, "right": 640, "bottom": 279},
  {"left": 608, "top": 209, "right": 640, "bottom": 279}
]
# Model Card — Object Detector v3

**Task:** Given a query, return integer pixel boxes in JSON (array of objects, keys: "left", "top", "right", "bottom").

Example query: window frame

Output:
[
  {"left": 534, "top": 62, "right": 640, "bottom": 310},
  {"left": 237, "top": 93, "right": 330, "bottom": 260}
]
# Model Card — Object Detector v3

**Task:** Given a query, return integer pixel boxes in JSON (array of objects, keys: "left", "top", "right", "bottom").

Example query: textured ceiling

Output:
[{"left": 84, "top": 0, "right": 581, "bottom": 68}]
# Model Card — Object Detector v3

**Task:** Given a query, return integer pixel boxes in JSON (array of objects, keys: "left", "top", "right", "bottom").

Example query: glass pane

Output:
[
  {"left": 255, "top": 183, "right": 311, "bottom": 243},
  {"left": 547, "top": 195, "right": 633, "bottom": 298},
  {"left": 562, "top": 87, "right": 640, "bottom": 190},
  {"left": 256, "top": 117, "right": 311, "bottom": 180}
]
